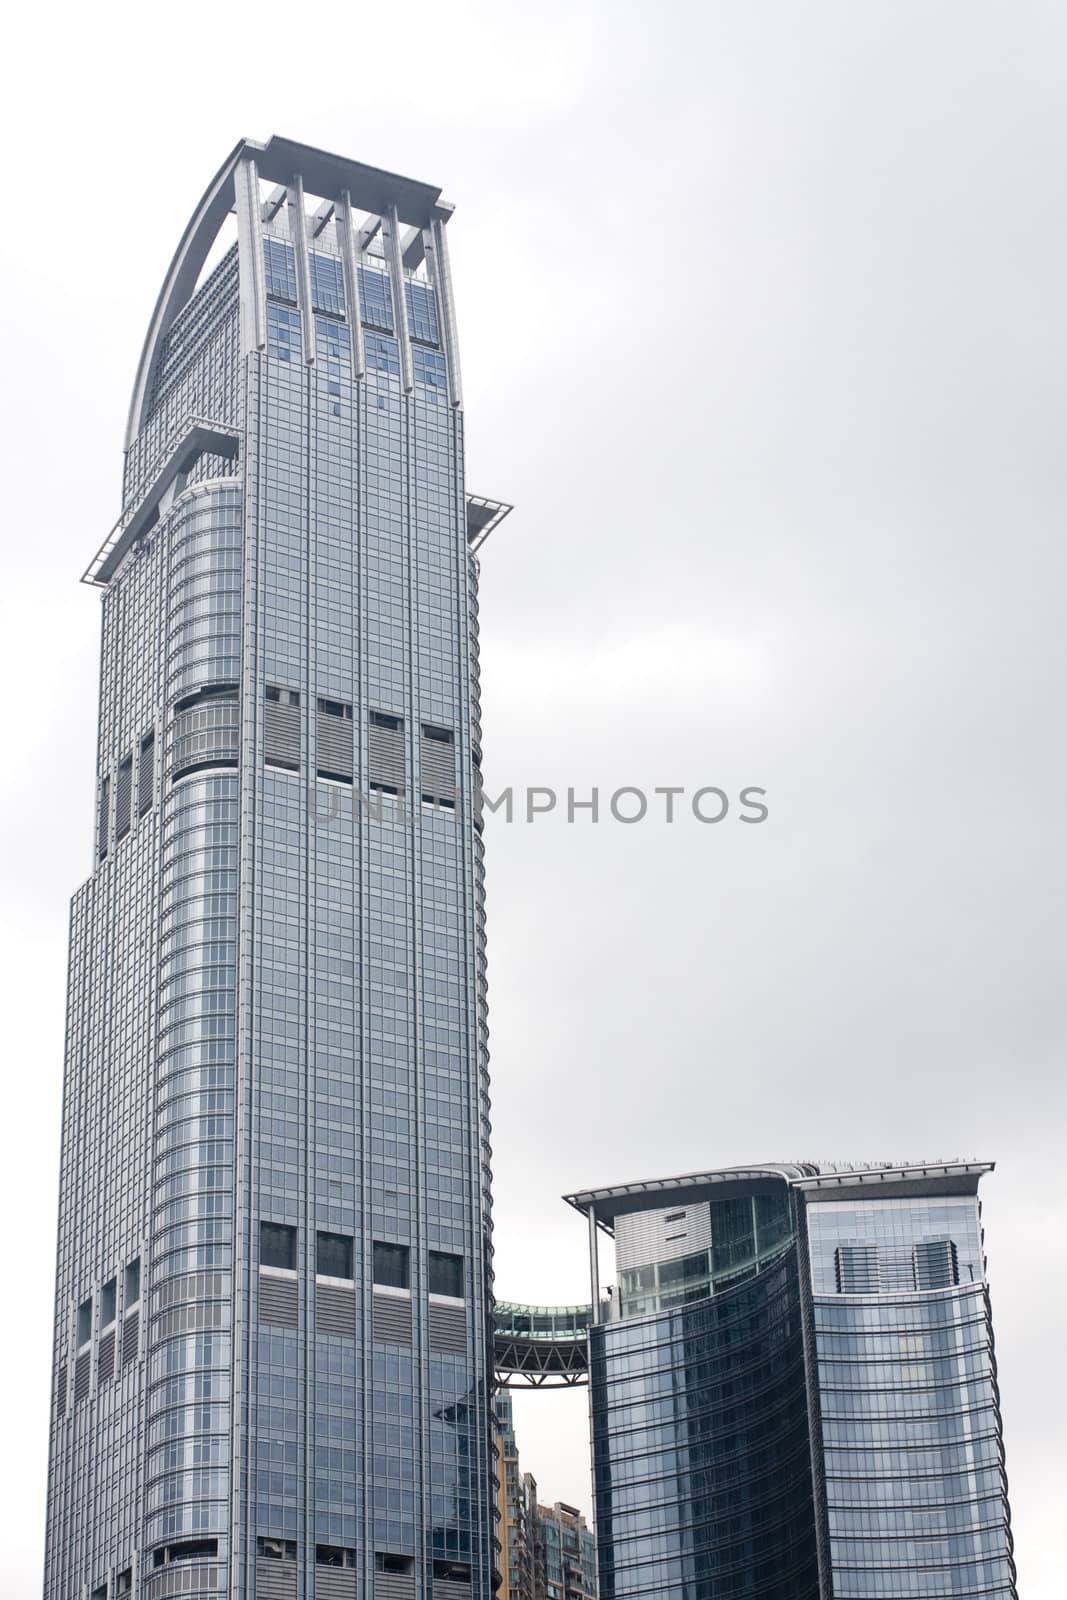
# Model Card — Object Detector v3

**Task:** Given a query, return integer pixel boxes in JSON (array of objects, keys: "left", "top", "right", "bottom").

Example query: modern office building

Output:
[
  {"left": 45, "top": 137, "right": 510, "bottom": 1600},
  {"left": 565, "top": 1161, "right": 1017, "bottom": 1600}
]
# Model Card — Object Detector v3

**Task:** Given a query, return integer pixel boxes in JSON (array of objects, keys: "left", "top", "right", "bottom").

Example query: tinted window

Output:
[
  {"left": 372, "top": 1241, "right": 409, "bottom": 1290},
  {"left": 317, "top": 1232, "right": 353, "bottom": 1279},
  {"left": 261, "top": 1221, "right": 297, "bottom": 1271},
  {"left": 429, "top": 1251, "right": 464, "bottom": 1298}
]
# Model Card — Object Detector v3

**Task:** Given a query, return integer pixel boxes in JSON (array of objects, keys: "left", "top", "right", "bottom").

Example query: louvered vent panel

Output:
[
  {"left": 265, "top": 691, "right": 301, "bottom": 770},
  {"left": 139, "top": 731, "right": 155, "bottom": 815},
  {"left": 316, "top": 1283, "right": 356, "bottom": 1338},
  {"left": 154, "top": 1302, "right": 227, "bottom": 1339},
  {"left": 433, "top": 1586, "right": 470, "bottom": 1600},
  {"left": 73, "top": 1351, "right": 90, "bottom": 1403},
  {"left": 428, "top": 1301, "right": 467, "bottom": 1355},
  {"left": 153, "top": 1271, "right": 227, "bottom": 1311},
  {"left": 835, "top": 1245, "right": 882, "bottom": 1294},
  {"left": 374, "top": 1574, "right": 416, "bottom": 1600},
  {"left": 373, "top": 1292, "right": 412, "bottom": 1346},
  {"left": 259, "top": 1273, "right": 299, "bottom": 1328},
  {"left": 368, "top": 714, "right": 405, "bottom": 792},
  {"left": 56, "top": 1363, "right": 67, "bottom": 1419},
  {"left": 172, "top": 700, "right": 240, "bottom": 779},
  {"left": 315, "top": 1568, "right": 358, "bottom": 1600},
  {"left": 255, "top": 1561, "right": 298, "bottom": 1600},
  {"left": 914, "top": 1239, "right": 959, "bottom": 1291},
  {"left": 420, "top": 726, "right": 455, "bottom": 803},
  {"left": 115, "top": 755, "right": 133, "bottom": 840},
  {"left": 317, "top": 702, "right": 353, "bottom": 782},
  {"left": 145, "top": 1565, "right": 222, "bottom": 1599},
  {"left": 122, "top": 1309, "right": 140, "bottom": 1364},
  {"left": 97, "top": 777, "right": 110, "bottom": 860},
  {"left": 97, "top": 1330, "right": 115, "bottom": 1385}
]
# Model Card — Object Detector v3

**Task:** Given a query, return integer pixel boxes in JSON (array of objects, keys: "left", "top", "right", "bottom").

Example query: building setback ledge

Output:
[
  {"left": 466, "top": 496, "right": 513, "bottom": 552},
  {"left": 84, "top": 420, "right": 240, "bottom": 586}
]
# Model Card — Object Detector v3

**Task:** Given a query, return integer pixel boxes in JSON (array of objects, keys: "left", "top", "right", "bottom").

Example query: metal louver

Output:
[
  {"left": 420, "top": 724, "right": 456, "bottom": 805},
  {"left": 316, "top": 698, "right": 353, "bottom": 783},
  {"left": 368, "top": 711, "right": 405, "bottom": 793},
  {"left": 138, "top": 731, "right": 155, "bottom": 816},
  {"left": 115, "top": 755, "right": 133, "bottom": 840},
  {"left": 265, "top": 687, "right": 301, "bottom": 770}
]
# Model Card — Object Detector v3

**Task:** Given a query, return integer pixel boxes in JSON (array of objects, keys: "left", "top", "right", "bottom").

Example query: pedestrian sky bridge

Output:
[{"left": 492, "top": 1302, "right": 592, "bottom": 1389}]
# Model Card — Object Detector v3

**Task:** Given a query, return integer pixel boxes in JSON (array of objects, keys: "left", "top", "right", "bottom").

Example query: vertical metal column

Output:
[
  {"left": 425, "top": 216, "right": 463, "bottom": 409},
  {"left": 383, "top": 201, "right": 414, "bottom": 393},
  {"left": 233, "top": 157, "right": 266, "bottom": 356},
  {"left": 338, "top": 189, "right": 367, "bottom": 382},
  {"left": 287, "top": 174, "right": 317, "bottom": 366},
  {"left": 588, "top": 1205, "right": 601, "bottom": 1324}
]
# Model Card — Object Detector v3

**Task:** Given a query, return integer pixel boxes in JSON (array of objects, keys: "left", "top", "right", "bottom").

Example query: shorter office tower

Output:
[
  {"left": 566, "top": 1161, "right": 1017, "bottom": 1600},
  {"left": 493, "top": 1396, "right": 597, "bottom": 1600}
]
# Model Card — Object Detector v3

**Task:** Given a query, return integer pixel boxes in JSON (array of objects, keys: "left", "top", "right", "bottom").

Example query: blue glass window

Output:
[
  {"left": 310, "top": 252, "right": 345, "bottom": 317},
  {"left": 413, "top": 347, "right": 446, "bottom": 396},
  {"left": 264, "top": 238, "right": 297, "bottom": 302},
  {"left": 365, "top": 334, "right": 400, "bottom": 376},
  {"left": 405, "top": 280, "right": 439, "bottom": 345},
  {"left": 358, "top": 267, "right": 393, "bottom": 332},
  {"left": 267, "top": 304, "right": 301, "bottom": 362}
]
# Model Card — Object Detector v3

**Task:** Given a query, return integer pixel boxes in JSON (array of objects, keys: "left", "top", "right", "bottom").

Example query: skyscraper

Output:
[
  {"left": 45, "top": 137, "right": 509, "bottom": 1600},
  {"left": 567, "top": 1161, "right": 1017, "bottom": 1600}
]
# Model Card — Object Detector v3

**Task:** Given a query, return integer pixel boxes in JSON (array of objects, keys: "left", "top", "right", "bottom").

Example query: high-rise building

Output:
[
  {"left": 533, "top": 1503, "right": 596, "bottom": 1600},
  {"left": 45, "top": 136, "right": 511, "bottom": 1600},
  {"left": 494, "top": 1395, "right": 538, "bottom": 1600},
  {"left": 492, "top": 1396, "right": 596, "bottom": 1600},
  {"left": 566, "top": 1161, "right": 1017, "bottom": 1600}
]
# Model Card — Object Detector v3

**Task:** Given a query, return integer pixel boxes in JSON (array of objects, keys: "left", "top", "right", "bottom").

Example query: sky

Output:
[{"left": 1, "top": 0, "right": 1065, "bottom": 1593}]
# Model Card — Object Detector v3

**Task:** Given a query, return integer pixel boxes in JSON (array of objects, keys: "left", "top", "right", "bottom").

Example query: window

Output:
[
  {"left": 434, "top": 1559, "right": 472, "bottom": 1582},
  {"left": 153, "top": 1539, "right": 219, "bottom": 1567},
  {"left": 429, "top": 1251, "right": 464, "bottom": 1299},
  {"left": 376, "top": 1554, "right": 414, "bottom": 1573},
  {"left": 372, "top": 1241, "right": 409, "bottom": 1290},
  {"left": 257, "top": 1538, "right": 297, "bottom": 1561},
  {"left": 317, "top": 1546, "right": 356, "bottom": 1568},
  {"left": 261, "top": 1221, "right": 297, "bottom": 1271},
  {"left": 115, "top": 1570, "right": 132, "bottom": 1596},
  {"left": 101, "top": 1278, "right": 116, "bottom": 1326},
  {"left": 317, "top": 1231, "right": 353, "bottom": 1280},
  {"left": 124, "top": 1257, "right": 140, "bottom": 1306},
  {"left": 77, "top": 1298, "right": 92, "bottom": 1347}
]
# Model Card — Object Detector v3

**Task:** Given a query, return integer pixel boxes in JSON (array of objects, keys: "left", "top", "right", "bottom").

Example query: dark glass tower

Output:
[
  {"left": 568, "top": 1161, "right": 1017, "bottom": 1600},
  {"left": 45, "top": 137, "right": 505, "bottom": 1600}
]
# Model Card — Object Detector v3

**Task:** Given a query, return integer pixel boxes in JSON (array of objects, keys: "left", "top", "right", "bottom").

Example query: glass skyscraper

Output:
[
  {"left": 45, "top": 137, "right": 508, "bottom": 1600},
  {"left": 567, "top": 1161, "right": 1017, "bottom": 1600}
]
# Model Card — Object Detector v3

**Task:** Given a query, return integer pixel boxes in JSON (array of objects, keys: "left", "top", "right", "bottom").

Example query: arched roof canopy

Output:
[{"left": 126, "top": 134, "right": 451, "bottom": 447}]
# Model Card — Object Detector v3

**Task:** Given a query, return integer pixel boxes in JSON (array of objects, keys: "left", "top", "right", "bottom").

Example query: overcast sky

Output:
[{"left": 1, "top": 2, "right": 1065, "bottom": 1594}]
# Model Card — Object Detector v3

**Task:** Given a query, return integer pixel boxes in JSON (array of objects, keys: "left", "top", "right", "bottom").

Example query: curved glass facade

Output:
[
  {"left": 590, "top": 1246, "right": 819, "bottom": 1600},
  {"left": 806, "top": 1195, "right": 1017, "bottom": 1599}
]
